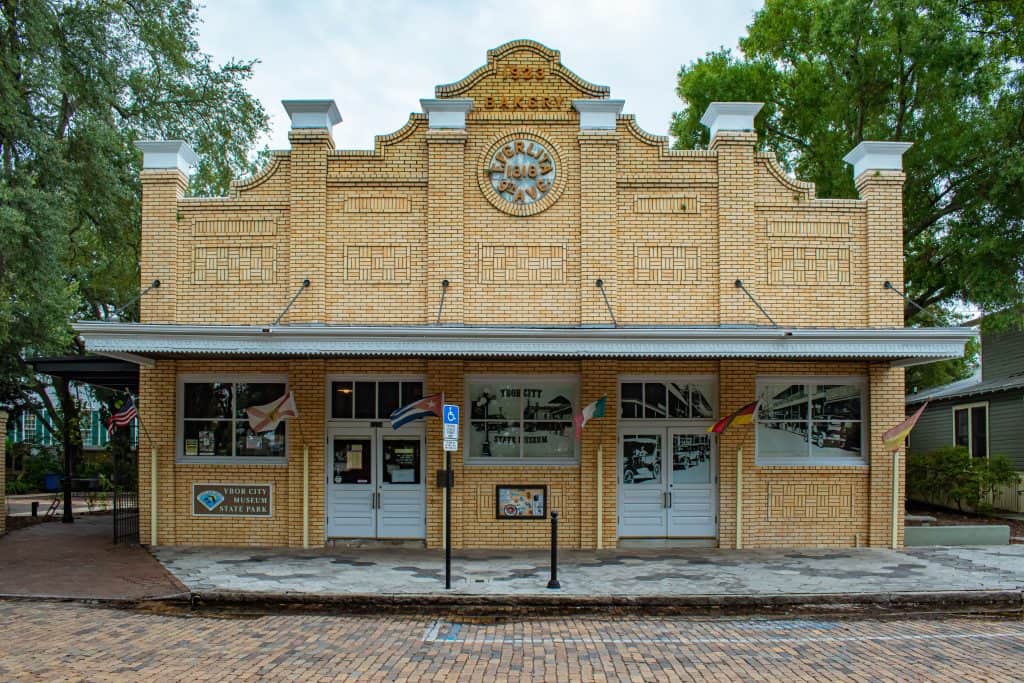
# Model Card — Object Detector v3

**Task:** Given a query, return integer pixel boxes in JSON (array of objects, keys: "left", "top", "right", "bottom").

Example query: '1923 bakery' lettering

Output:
[{"left": 483, "top": 95, "right": 567, "bottom": 110}]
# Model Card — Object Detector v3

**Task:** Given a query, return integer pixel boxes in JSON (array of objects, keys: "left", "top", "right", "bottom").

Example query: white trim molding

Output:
[
  {"left": 572, "top": 99, "right": 625, "bottom": 130},
  {"left": 843, "top": 141, "right": 913, "bottom": 180},
  {"left": 700, "top": 102, "right": 764, "bottom": 138},
  {"left": 420, "top": 98, "right": 474, "bottom": 129},
  {"left": 74, "top": 322, "right": 977, "bottom": 365},
  {"left": 282, "top": 100, "right": 342, "bottom": 130},
  {"left": 135, "top": 140, "right": 199, "bottom": 174}
]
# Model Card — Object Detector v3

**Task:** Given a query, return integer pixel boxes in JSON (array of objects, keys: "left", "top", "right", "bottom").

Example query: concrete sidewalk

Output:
[{"left": 154, "top": 544, "right": 1024, "bottom": 610}]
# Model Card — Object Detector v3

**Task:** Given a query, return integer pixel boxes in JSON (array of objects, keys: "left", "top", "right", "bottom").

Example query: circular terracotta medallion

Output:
[{"left": 480, "top": 132, "right": 565, "bottom": 216}]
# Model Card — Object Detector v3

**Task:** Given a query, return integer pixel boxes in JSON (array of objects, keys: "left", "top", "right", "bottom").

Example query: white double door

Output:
[
  {"left": 617, "top": 427, "right": 717, "bottom": 538},
  {"left": 326, "top": 426, "right": 425, "bottom": 539}
]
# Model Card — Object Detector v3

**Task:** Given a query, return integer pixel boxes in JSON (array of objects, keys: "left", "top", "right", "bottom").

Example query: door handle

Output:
[{"left": 665, "top": 491, "right": 673, "bottom": 508}]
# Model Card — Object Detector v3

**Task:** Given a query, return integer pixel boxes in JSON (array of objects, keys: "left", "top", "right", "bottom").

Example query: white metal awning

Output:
[{"left": 72, "top": 322, "right": 976, "bottom": 367}]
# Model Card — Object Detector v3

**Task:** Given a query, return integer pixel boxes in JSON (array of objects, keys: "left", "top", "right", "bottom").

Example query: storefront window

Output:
[
  {"left": 756, "top": 378, "right": 866, "bottom": 465},
  {"left": 619, "top": 380, "right": 715, "bottom": 420},
  {"left": 180, "top": 378, "right": 287, "bottom": 460},
  {"left": 467, "top": 379, "right": 576, "bottom": 463},
  {"left": 331, "top": 380, "right": 423, "bottom": 420}
]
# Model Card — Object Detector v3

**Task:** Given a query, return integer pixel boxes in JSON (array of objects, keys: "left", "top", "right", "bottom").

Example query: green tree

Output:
[
  {"left": 671, "top": 0, "right": 1024, "bottom": 334},
  {"left": 0, "top": 1, "right": 269, "bottom": 425}
]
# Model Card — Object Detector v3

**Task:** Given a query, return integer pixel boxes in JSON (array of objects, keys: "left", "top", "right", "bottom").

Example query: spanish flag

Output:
[
  {"left": 882, "top": 400, "right": 929, "bottom": 452},
  {"left": 707, "top": 401, "right": 758, "bottom": 434}
]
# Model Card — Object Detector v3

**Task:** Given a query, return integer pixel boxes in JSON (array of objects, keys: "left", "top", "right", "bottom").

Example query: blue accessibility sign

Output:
[{"left": 443, "top": 404, "right": 460, "bottom": 425}]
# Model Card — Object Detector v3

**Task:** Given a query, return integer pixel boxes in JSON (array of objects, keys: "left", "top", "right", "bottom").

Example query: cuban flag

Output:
[{"left": 390, "top": 393, "right": 443, "bottom": 429}]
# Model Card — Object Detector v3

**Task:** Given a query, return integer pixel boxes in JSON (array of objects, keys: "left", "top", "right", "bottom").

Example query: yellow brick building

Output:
[{"left": 76, "top": 40, "right": 972, "bottom": 550}]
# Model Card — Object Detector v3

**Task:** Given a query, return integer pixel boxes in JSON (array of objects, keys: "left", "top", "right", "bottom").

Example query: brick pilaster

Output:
[
  {"left": 286, "top": 129, "right": 333, "bottom": 324},
  {"left": 138, "top": 361, "right": 177, "bottom": 545},
  {"left": 139, "top": 170, "right": 187, "bottom": 323},
  {"left": 426, "top": 359, "right": 464, "bottom": 549},
  {"left": 868, "top": 362, "right": 906, "bottom": 547},
  {"left": 427, "top": 131, "right": 468, "bottom": 324},
  {"left": 857, "top": 170, "right": 906, "bottom": 327},
  {"left": 712, "top": 131, "right": 761, "bottom": 325},
  {"left": 580, "top": 361, "right": 617, "bottom": 548},
  {"left": 578, "top": 131, "right": 618, "bottom": 325}
]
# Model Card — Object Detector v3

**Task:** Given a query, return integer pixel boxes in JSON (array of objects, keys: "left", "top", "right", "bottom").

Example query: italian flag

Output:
[{"left": 574, "top": 396, "right": 607, "bottom": 440}]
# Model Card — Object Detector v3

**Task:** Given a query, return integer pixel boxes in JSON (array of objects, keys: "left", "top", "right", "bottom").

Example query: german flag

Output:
[{"left": 707, "top": 400, "right": 758, "bottom": 434}]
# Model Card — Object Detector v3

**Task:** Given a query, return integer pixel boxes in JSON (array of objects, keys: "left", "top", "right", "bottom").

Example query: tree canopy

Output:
[
  {"left": 0, "top": 0, "right": 269, "bottom": 414},
  {"left": 672, "top": 0, "right": 1024, "bottom": 331}
]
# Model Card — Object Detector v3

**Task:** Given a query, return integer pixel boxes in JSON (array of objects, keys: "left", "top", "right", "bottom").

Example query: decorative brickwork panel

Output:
[
  {"left": 478, "top": 244, "right": 566, "bottom": 283},
  {"left": 192, "top": 219, "right": 277, "bottom": 237},
  {"left": 766, "top": 483, "right": 854, "bottom": 520},
  {"left": 343, "top": 245, "right": 411, "bottom": 283},
  {"left": 193, "top": 246, "right": 277, "bottom": 283},
  {"left": 633, "top": 195, "right": 699, "bottom": 214},
  {"left": 343, "top": 196, "right": 411, "bottom": 213},
  {"left": 768, "top": 246, "right": 851, "bottom": 285},
  {"left": 767, "top": 221, "right": 851, "bottom": 238},
  {"left": 477, "top": 485, "right": 493, "bottom": 518},
  {"left": 633, "top": 245, "right": 701, "bottom": 284}
]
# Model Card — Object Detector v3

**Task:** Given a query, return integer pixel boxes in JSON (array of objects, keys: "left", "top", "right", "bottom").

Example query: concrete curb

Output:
[
  {"left": 0, "top": 592, "right": 192, "bottom": 606},
  {"left": 185, "top": 588, "right": 1024, "bottom": 616}
]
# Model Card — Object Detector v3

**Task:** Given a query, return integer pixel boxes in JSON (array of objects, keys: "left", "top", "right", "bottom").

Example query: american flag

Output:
[{"left": 106, "top": 395, "right": 137, "bottom": 435}]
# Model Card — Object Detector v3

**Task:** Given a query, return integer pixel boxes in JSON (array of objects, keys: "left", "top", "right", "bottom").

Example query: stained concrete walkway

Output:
[
  {"left": 154, "top": 544, "right": 1024, "bottom": 603},
  {"left": 0, "top": 515, "right": 187, "bottom": 601}
]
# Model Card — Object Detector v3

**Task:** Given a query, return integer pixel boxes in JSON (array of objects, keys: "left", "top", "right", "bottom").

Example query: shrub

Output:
[{"left": 907, "top": 446, "right": 1019, "bottom": 513}]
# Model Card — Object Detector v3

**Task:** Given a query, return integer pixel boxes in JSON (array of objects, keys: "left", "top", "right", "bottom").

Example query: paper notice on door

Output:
[
  {"left": 346, "top": 451, "right": 363, "bottom": 470},
  {"left": 391, "top": 469, "right": 414, "bottom": 483}
]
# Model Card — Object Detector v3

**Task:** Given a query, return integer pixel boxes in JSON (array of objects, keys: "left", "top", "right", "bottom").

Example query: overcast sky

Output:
[{"left": 197, "top": 0, "right": 763, "bottom": 151}]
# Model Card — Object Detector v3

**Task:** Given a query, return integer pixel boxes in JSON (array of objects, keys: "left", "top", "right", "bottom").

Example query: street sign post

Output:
[{"left": 441, "top": 404, "right": 459, "bottom": 590}]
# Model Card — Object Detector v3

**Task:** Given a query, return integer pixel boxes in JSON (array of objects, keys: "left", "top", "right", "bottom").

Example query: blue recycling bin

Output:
[{"left": 44, "top": 473, "right": 61, "bottom": 492}]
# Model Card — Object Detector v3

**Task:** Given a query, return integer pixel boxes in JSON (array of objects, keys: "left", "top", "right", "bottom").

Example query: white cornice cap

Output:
[
  {"left": 134, "top": 140, "right": 199, "bottom": 174},
  {"left": 572, "top": 99, "right": 625, "bottom": 130},
  {"left": 843, "top": 141, "right": 913, "bottom": 179},
  {"left": 420, "top": 99, "right": 474, "bottom": 129},
  {"left": 282, "top": 100, "right": 342, "bottom": 130},
  {"left": 699, "top": 102, "right": 764, "bottom": 138}
]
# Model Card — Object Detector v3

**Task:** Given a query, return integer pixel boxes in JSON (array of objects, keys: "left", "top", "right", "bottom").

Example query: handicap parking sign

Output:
[{"left": 443, "top": 404, "right": 459, "bottom": 425}]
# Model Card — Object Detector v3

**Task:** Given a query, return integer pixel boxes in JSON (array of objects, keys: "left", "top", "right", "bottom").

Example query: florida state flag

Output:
[{"left": 246, "top": 391, "right": 299, "bottom": 433}]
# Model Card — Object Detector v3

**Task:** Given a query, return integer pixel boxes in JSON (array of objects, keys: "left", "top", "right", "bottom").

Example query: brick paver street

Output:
[{"left": 1, "top": 600, "right": 1022, "bottom": 681}]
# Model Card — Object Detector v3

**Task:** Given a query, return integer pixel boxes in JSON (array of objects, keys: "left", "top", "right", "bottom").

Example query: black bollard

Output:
[
  {"left": 31, "top": 501, "right": 39, "bottom": 517},
  {"left": 547, "top": 510, "right": 561, "bottom": 589}
]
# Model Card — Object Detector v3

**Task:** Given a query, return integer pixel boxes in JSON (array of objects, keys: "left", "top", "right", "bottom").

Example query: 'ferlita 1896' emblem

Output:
[
  {"left": 480, "top": 132, "right": 565, "bottom": 216},
  {"left": 488, "top": 139, "right": 555, "bottom": 205}
]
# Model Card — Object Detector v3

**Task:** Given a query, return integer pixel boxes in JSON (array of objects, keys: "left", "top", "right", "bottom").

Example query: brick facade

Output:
[{"left": 133, "top": 40, "right": 910, "bottom": 549}]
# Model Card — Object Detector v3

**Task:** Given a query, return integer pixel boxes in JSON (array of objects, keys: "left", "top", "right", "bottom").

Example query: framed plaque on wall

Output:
[{"left": 495, "top": 485, "right": 547, "bottom": 519}]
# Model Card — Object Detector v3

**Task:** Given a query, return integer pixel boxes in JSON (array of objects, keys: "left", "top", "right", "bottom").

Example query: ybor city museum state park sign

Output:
[{"left": 192, "top": 483, "right": 273, "bottom": 517}]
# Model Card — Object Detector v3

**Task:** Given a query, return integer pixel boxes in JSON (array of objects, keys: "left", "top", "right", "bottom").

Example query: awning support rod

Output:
[
  {"left": 271, "top": 279, "right": 310, "bottom": 327},
  {"left": 114, "top": 279, "right": 160, "bottom": 319},
  {"left": 435, "top": 279, "right": 449, "bottom": 325},
  {"left": 735, "top": 279, "right": 777, "bottom": 327},
  {"left": 595, "top": 279, "right": 618, "bottom": 327}
]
